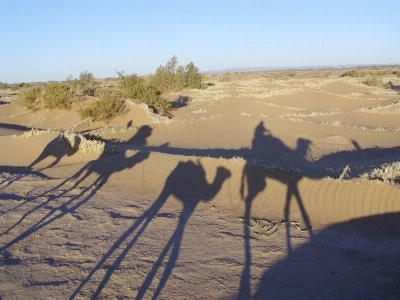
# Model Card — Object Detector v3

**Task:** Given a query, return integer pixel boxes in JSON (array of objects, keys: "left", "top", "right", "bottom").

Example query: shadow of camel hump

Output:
[
  {"left": 70, "top": 159, "right": 230, "bottom": 300},
  {"left": 238, "top": 121, "right": 314, "bottom": 299},
  {"left": 0, "top": 126, "right": 152, "bottom": 252},
  {"left": 136, "top": 160, "right": 231, "bottom": 299},
  {"left": 29, "top": 134, "right": 80, "bottom": 171}
]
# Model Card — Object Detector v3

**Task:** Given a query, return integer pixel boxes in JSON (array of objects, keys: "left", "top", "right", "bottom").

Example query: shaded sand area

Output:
[{"left": 1, "top": 71, "right": 400, "bottom": 299}]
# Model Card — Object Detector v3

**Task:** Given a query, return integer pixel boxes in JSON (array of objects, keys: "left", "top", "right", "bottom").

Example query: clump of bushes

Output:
[
  {"left": 341, "top": 69, "right": 363, "bottom": 77},
  {"left": 67, "top": 71, "right": 99, "bottom": 97},
  {"left": 360, "top": 161, "right": 400, "bottom": 185},
  {"left": 363, "top": 76, "right": 382, "bottom": 87},
  {"left": 79, "top": 89, "right": 126, "bottom": 122},
  {"left": 149, "top": 56, "right": 205, "bottom": 92},
  {"left": 42, "top": 82, "right": 75, "bottom": 110},
  {"left": 17, "top": 71, "right": 98, "bottom": 111},
  {"left": 218, "top": 72, "right": 232, "bottom": 82},
  {"left": 0, "top": 82, "right": 30, "bottom": 90},
  {"left": 16, "top": 85, "right": 42, "bottom": 111},
  {"left": 116, "top": 70, "right": 172, "bottom": 115},
  {"left": 10, "top": 82, "right": 29, "bottom": 91},
  {"left": 0, "top": 82, "right": 9, "bottom": 90}
]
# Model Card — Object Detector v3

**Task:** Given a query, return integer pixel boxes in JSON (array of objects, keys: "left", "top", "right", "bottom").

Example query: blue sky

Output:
[{"left": 1, "top": 0, "right": 399, "bottom": 83}]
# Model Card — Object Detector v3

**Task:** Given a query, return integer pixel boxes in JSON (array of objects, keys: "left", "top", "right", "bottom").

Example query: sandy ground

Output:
[{"left": 1, "top": 71, "right": 400, "bottom": 299}]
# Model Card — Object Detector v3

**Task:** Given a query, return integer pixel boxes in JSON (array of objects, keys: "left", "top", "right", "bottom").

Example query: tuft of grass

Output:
[
  {"left": 360, "top": 162, "right": 400, "bottom": 185},
  {"left": 79, "top": 89, "right": 126, "bottom": 122},
  {"left": 363, "top": 76, "right": 382, "bottom": 87},
  {"left": 219, "top": 72, "right": 232, "bottom": 82}
]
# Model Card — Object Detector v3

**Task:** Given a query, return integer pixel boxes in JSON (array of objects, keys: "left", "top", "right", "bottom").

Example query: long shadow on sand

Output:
[
  {"left": 0, "top": 127, "right": 151, "bottom": 251},
  {"left": 130, "top": 121, "right": 400, "bottom": 299},
  {"left": 2, "top": 120, "right": 400, "bottom": 299},
  {"left": 0, "top": 123, "right": 42, "bottom": 136},
  {"left": 70, "top": 160, "right": 230, "bottom": 299},
  {"left": 253, "top": 212, "right": 400, "bottom": 299},
  {"left": 238, "top": 122, "right": 314, "bottom": 299}
]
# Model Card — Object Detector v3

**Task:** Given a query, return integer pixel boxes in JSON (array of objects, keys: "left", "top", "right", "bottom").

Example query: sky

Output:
[{"left": 1, "top": 0, "right": 399, "bottom": 83}]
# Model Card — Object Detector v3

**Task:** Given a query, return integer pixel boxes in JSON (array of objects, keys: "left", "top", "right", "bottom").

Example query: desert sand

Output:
[{"left": 1, "top": 70, "right": 400, "bottom": 299}]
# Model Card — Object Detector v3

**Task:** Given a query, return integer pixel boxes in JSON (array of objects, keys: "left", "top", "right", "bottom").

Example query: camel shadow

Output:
[
  {"left": 238, "top": 122, "right": 314, "bottom": 298},
  {"left": 70, "top": 160, "right": 230, "bottom": 300},
  {"left": 0, "top": 126, "right": 152, "bottom": 251}
]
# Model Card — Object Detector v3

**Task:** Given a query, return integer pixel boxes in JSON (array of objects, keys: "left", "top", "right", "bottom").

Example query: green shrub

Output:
[
  {"left": 115, "top": 71, "right": 142, "bottom": 99},
  {"left": 10, "top": 82, "right": 29, "bottom": 91},
  {"left": 79, "top": 89, "right": 126, "bottom": 122},
  {"left": 17, "top": 85, "right": 42, "bottom": 111},
  {"left": 116, "top": 70, "right": 172, "bottom": 115},
  {"left": 76, "top": 71, "right": 98, "bottom": 96},
  {"left": 363, "top": 76, "right": 382, "bottom": 87},
  {"left": 218, "top": 72, "right": 232, "bottom": 82},
  {"left": 150, "top": 56, "right": 204, "bottom": 92},
  {"left": 139, "top": 86, "right": 172, "bottom": 115},
  {"left": 42, "top": 82, "right": 75, "bottom": 110},
  {"left": 341, "top": 69, "right": 361, "bottom": 77},
  {"left": 184, "top": 62, "right": 204, "bottom": 90},
  {"left": 66, "top": 71, "right": 99, "bottom": 98},
  {"left": 0, "top": 82, "right": 9, "bottom": 89}
]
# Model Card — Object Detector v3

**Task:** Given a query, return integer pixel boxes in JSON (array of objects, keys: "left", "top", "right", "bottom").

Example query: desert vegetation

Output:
[
  {"left": 149, "top": 56, "right": 205, "bottom": 92},
  {"left": 218, "top": 72, "right": 232, "bottom": 82},
  {"left": 14, "top": 58, "right": 206, "bottom": 121},
  {"left": 78, "top": 89, "right": 126, "bottom": 122},
  {"left": 2, "top": 64, "right": 400, "bottom": 300},
  {"left": 116, "top": 71, "right": 172, "bottom": 115},
  {"left": 363, "top": 76, "right": 383, "bottom": 87}
]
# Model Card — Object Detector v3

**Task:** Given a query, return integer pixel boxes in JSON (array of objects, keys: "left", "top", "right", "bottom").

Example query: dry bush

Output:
[
  {"left": 0, "top": 82, "right": 9, "bottom": 89},
  {"left": 363, "top": 76, "right": 382, "bottom": 87},
  {"left": 219, "top": 72, "right": 232, "bottom": 82},
  {"left": 13, "top": 128, "right": 51, "bottom": 138},
  {"left": 17, "top": 71, "right": 98, "bottom": 112},
  {"left": 79, "top": 89, "right": 126, "bottom": 122},
  {"left": 360, "top": 162, "right": 400, "bottom": 185},
  {"left": 67, "top": 71, "right": 99, "bottom": 97},
  {"left": 59, "top": 131, "right": 119, "bottom": 154},
  {"left": 17, "top": 85, "right": 42, "bottom": 111},
  {"left": 340, "top": 69, "right": 370, "bottom": 78}
]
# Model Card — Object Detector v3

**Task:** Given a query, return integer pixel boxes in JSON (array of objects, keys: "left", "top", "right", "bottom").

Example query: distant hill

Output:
[{"left": 202, "top": 64, "right": 396, "bottom": 74}]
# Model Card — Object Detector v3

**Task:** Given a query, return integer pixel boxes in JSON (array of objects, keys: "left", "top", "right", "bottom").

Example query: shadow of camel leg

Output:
[
  {"left": 238, "top": 198, "right": 252, "bottom": 299},
  {"left": 284, "top": 188, "right": 294, "bottom": 254},
  {"left": 293, "top": 185, "right": 313, "bottom": 236},
  {"left": 285, "top": 181, "right": 313, "bottom": 254},
  {"left": 70, "top": 195, "right": 168, "bottom": 300},
  {"left": 137, "top": 206, "right": 195, "bottom": 300}
]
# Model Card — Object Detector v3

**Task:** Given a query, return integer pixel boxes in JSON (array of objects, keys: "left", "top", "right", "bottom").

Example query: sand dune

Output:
[{"left": 1, "top": 72, "right": 400, "bottom": 299}]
